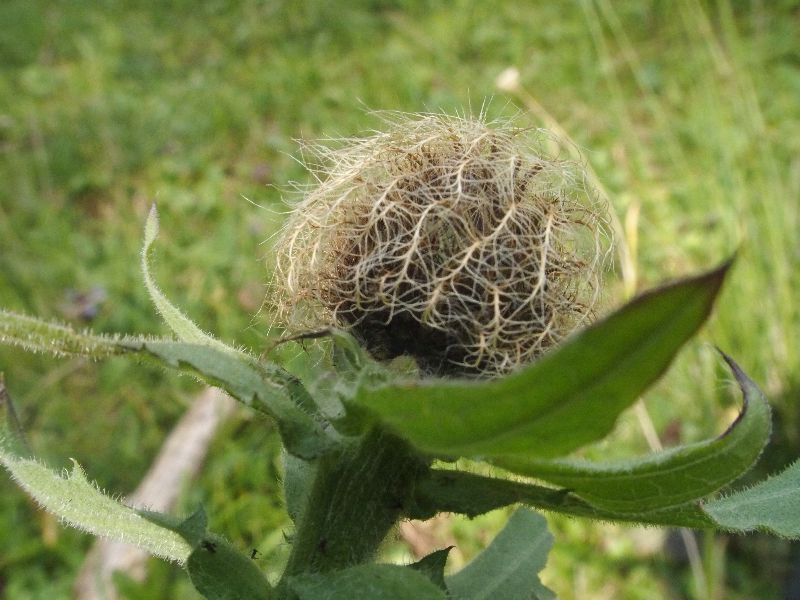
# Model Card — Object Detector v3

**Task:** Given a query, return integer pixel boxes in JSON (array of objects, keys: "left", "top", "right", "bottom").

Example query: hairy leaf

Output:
[
  {"left": 141, "top": 204, "right": 238, "bottom": 356},
  {"left": 351, "top": 262, "right": 729, "bottom": 459},
  {"left": 138, "top": 506, "right": 210, "bottom": 548},
  {"left": 0, "top": 446, "right": 192, "bottom": 564},
  {"left": 289, "top": 564, "right": 446, "bottom": 600},
  {"left": 704, "top": 459, "right": 800, "bottom": 538},
  {"left": 446, "top": 508, "right": 554, "bottom": 600},
  {"left": 495, "top": 353, "right": 770, "bottom": 512},
  {"left": 0, "top": 310, "right": 335, "bottom": 459},
  {"left": 0, "top": 309, "right": 128, "bottom": 358},
  {"left": 129, "top": 340, "right": 337, "bottom": 460},
  {"left": 187, "top": 536, "right": 273, "bottom": 600}
]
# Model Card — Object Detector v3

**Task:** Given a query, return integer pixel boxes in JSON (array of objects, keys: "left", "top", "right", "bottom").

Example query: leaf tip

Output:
[
  {"left": 144, "top": 203, "right": 160, "bottom": 247},
  {"left": 69, "top": 458, "right": 87, "bottom": 480},
  {"left": 701, "top": 255, "right": 735, "bottom": 297},
  {"left": 715, "top": 348, "right": 746, "bottom": 384}
]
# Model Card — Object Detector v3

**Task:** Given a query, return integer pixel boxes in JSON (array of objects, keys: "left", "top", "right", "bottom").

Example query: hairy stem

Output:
[{"left": 277, "top": 427, "right": 427, "bottom": 596}]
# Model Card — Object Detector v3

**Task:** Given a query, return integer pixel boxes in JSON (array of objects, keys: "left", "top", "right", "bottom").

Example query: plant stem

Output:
[{"left": 276, "top": 427, "right": 427, "bottom": 596}]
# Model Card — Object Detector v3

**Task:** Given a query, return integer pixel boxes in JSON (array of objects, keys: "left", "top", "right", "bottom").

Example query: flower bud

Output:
[{"left": 274, "top": 114, "right": 609, "bottom": 377}]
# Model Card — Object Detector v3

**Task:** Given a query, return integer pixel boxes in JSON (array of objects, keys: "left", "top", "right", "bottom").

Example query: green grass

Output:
[{"left": 0, "top": 1, "right": 798, "bottom": 598}]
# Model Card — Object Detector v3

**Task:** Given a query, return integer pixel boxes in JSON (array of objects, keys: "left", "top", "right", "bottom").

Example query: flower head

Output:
[{"left": 274, "top": 113, "right": 609, "bottom": 377}]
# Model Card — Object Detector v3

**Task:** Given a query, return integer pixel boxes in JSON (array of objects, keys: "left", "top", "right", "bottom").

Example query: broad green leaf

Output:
[
  {"left": 494, "top": 353, "right": 770, "bottom": 512},
  {"left": 289, "top": 564, "right": 447, "bottom": 600},
  {"left": 187, "top": 536, "right": 273, "bottom": 600},
  {"left": 0, "top": 446, "right": 192, "bottom": 564},
  {"left": 446, "top": 508, "right": 555, "bottom": 600},
  {"left": 409, "top": 468, "right": 717, "bottom": 530},
  {"left": 703, "top": 459, "right": 800, "bottom": 538},
  {"left": 350, "top": 262, "right": 729, "bottom": 459},
  {"left": 408, "top": 547, "right": 452, "bottom": 591},
  {"left": 141, "top": 204, "right": 239, "bottom": 356}
]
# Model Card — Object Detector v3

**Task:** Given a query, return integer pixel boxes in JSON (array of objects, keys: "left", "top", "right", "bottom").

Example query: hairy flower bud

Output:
[{"left": 274, "top": 113, "right": 609, "bottom": 377}]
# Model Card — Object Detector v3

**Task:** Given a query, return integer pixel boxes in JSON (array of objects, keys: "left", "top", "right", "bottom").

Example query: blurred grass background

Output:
[{"left": 0, "top": 0, "right": 798, "bottom": 598}]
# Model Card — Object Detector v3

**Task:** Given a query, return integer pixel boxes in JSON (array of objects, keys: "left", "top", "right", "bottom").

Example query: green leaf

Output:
[
  {"left": 494, "top": 353, "right": 771, "bottom": 512},
  {"left": 178, "top": 507, "right": 211, "bottom": 546},
  {"left": 703, "top": 459, "right": 800, "bottom": 538},
  {"left": 328, "top": 329, "right": 397, "bottom": 435},
  {"left": 446, "top": 508, "right": 555, "bottom": 600},
  {"left": 141, "top": 204, "right": 239, "bottom": 357},
  {"left": 0, "top": 375, "right": 30, "bottom": 456},
  {"left": 1, "top": 381, "right": 195, "bottom": 563},
  {"left": 129, "top": 340, "right": 338, "bottom": 460},
  {"left": 0, "top": 310, "right": 335, "bottom": 460},
  {"left": 288, "top": 564, "right": 447, "bottom": 600},
  {"left": 0, "top": 308, "right": 128, "bottom": 358},
  {"left": 413, "top": 463, "right": 800, "bottom": 538},
  {"left": 0, "top": 446, "right": 192, "bottom": 564},
  {"left": 139, "top": 506, "right": 210, "bottom": 548},
  {"left": 350, "top": 262, "right": 730, "bottom": 459},
  {"left": 187, "top": 536, "right": 273, "bottom": 600},
  {"left": 408, "top": 547, "right": 452, "bottom": 591},
  {"left": 330, "top": 328, "right": 376, "bottom": 376},
  {"left": 409, "top": 468, "right": 718, "bottom": 529}
]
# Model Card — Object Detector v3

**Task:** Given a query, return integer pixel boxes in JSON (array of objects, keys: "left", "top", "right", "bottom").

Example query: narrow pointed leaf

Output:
[
  {"left": 140, "top": 208, "right": 330, "bottom": 454},
  {"left": 0, "top": 309, "right": 126, "bottom": 358},
  {"left": 141, "top": 204, "right": 238, "bottom": 356},
  {"left": 351, "top": 262, "right": 730, "bottom": 459},
  {"left": 0, "top": 309, "right": 333, "bottom": 459},
  {"left": 446, "top": 508, "right": 555, "bottom": 600},
  {"left": 703, "top": 459, "right": 800, "bottom": 538},
  {"left": 289, "top": 564, "right": 447, "bottom": 600},
  {"left": 495, "top": 353, "right": 770, "bottom": 512},
  {"left": 187, "top": 536, "right": 273, "bottom": 600}
]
